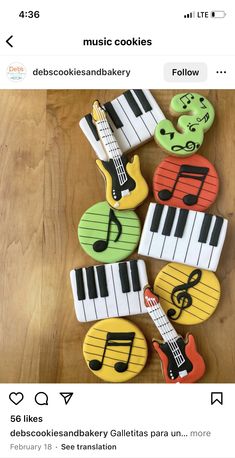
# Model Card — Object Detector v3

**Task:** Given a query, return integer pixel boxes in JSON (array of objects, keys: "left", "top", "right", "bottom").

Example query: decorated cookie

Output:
[
  {"left": 70, "top": 260, "right": 148, "bottom": 322},
  {"left": 144, "top": 287, "right": 206, "bottom": 383},
  {"left": 154, "top": 263, "right": 221, "bottom": 325},
  {"left": 138, "top": 203, "right": 228, "bottom": 271},
  {"left": 153, "top": 154, "right": 219, "bottom": 211},
  {"left": 83, "top": 318, "right": 148, "bottom": 382},
  {"left": 154, "top": 92, "right": 215, "bottom": 156},
  {"left": 78, "top": 201, "right": 141, "bottom": 263}
]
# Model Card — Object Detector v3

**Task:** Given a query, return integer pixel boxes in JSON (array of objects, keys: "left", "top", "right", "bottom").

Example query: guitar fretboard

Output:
[
  {"left": 145, "top": 295, "right": 185, "bottom": 367},
  {"left": 96, "top": 118, "right": 128, "bottom": 186}
]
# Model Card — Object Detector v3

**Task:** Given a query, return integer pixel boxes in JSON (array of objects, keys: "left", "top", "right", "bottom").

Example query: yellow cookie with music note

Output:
[
  {"left": 154, "top": 263, "right": 221, "bottom": 325},
  {"left": 78, "top": 201, "right": 141, "bottom": 263},
  {"left": 83, "top": 318, "right": 148, "bottom": 382}
]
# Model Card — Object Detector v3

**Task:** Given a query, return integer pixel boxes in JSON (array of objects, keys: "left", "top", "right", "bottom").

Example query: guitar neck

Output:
[
  {"left": 144, "top": 290, "right": 179, "bottom": 343},
  {"left": 96, "top": 118, "right": 123, "bottom": 160}
]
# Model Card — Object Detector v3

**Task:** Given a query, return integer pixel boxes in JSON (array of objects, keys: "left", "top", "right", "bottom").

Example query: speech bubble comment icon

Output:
[{"left": 35, "top": 392, "right": 49, "bottom": 406}]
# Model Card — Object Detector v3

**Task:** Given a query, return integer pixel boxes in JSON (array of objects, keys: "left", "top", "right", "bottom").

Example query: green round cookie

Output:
[{"left": 78, "top": 201, "right": 141, "bottom": 263}]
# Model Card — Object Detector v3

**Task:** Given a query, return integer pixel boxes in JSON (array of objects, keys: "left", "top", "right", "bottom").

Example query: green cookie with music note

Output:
[
  {"left": 78, "top": 201, "right": 141, "bottom": 263},
  {"left": 154, "top": 92, "right": 215, "bottom": 157}
]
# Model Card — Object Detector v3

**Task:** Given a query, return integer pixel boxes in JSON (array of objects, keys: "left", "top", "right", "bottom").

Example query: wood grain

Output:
[{"left": 0, "top": 89, "right": 234, "bottom": 383}]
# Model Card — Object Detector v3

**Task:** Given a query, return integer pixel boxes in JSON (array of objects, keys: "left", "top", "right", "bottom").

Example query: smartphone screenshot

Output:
[{"left": 0, "top": 1, "right": 234, "bottom": 457}]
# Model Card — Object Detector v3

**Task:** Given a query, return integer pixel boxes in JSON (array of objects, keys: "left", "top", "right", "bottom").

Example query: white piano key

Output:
[
  {"left": 117, "top": 94, "right": 151, "bottom": 142},
  {"left": 70, "top": 270, "right": 86, "bottom": 322},
  {"left": 184, "top": 211, "right": 205, "bottom": 266},
  {"left": 111, "top": 263, "right": 130, "bottom": 316},
  {"left": 103, "top": 264, "right": 120, "bottom": 318},
  {"left": 173, "top": 211, "right": 198, "bottom": 264},
  {"left": 111, "top": 98, "right": 140, "bottom": 147},
  {"left": 126, "top": 262, "right": 142, "bottom": 315},
  {"left": 197, "top": 215, "right": 216, "bottom": 269},
  {"left": 138, "top": 203, "right": 156, "bottom": 256},
  {"left": 161, "top": 207, "right": 181, "bottom": 260},
  {"left": 82, "top": 269, "right": 99, "bottom": 322},
  {"left": 147, "top": 205, "right": 170, "bottom": 259},
  {"left": 141, "top": 89, "right": 166, "bottom": 124},
  {"left": 93, "top": 267, "right": 109, "bottom": 320},
  {"left": 130, "top": 90, "right": 157, "bottom": 133}
]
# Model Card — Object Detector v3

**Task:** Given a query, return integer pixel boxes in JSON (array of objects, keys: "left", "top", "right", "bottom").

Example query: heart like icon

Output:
[{"left": 9, "top": 392, "right": 24, "bottom": 405}]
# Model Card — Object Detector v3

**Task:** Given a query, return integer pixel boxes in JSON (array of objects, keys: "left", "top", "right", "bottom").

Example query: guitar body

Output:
[
  {"left": 96, "top": 155, "right": 149, "bottom": 210},
  {"left": 153, "top": 333, "right": 205, "bottom": 383}
]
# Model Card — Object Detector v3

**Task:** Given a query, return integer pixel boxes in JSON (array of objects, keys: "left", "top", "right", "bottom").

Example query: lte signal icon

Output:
[{"left": 184, "top": 11, "right": 195, "bottom": 18}]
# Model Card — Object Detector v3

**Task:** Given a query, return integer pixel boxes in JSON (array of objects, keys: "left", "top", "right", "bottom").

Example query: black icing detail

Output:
[
  {"left": 174, "top": 209, "right": 189, "bottom": 238},
  {"left": 130, "top": 260, "right": 141, "bottom": 291},
  {"left": 169, "top": 269, "right": 202, "bottom": 321},
  {"left": 93, "top": 209, "right": 122, "bottom": 252},
  {"left": 171, "top": 141, "right": 200, "bottom": 152},
  {"left": 85, "top": 114, "right": 99, "bottom": 141},
  {"left": 209, "top": 216, "right": 224, "bottom": 247},
  {"left": 133, "top": 90, "right": 152, "bottom": 112},
  {"left": 162, "top": 207, "right": 176, "bottom": 236},
  {"left": 198, "top": 213, "right": 213, "bottom": 243},
  {"left": 159, "top": 336, "right": 193, "bottom": 379},
  {"left": 104, "top": 102, "right": 123, "bottom": 129},
  {"left": 89, "top": 331, "right": 135, "bottom": 372},
  {"left": 150, "top": 204, "right": 164, "bottom": 232},
  {"left": 75, "top": 269, "right": 85, "bottom": 301},
  {"left": 96, "top": 265, "right": 108, "bottom": 297},
  {"left": 100, "top": 155, "right": 136, "bottom": 201},
  {"left": 123, "top": 90, "right": 143, "bottom": 117},
  {"left": 119, "top": 262, "right": 130, "bottom": 293},
  {"left": 86, "top": 267, "right": 97, "bottom": 299}
]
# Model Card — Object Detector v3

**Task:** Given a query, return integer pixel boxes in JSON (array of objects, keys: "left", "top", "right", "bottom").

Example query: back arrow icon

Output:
[{"left": 6, "top": 35, "right": 13, "bottom": 48}]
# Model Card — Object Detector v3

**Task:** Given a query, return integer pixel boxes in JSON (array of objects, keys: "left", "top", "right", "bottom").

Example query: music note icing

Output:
[
  {"left": 93, "top": 209, "right": 122, "bottom": 252},
  {"left": 89, "top": 331, "right": 135, "bottom": 373},
  {"left": 158, "top": 164, "right": 209, "bottom": 206},
  {"left": 160, "top": 129, "right": 175, "bottom": 140},
  {"left": 167, "top": 269, "right": 202, "bottom": 320},
  {"left": 179, "top": 93, "right": 195, "bottom": 109}
]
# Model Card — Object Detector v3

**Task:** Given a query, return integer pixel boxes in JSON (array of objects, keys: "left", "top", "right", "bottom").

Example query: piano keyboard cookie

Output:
[
  {"left": 83, "top": 318, "right": 148, "bottom": 382},
  {"left": 80, "top": 89, "right": 165, "bottom": 160},
  {"left": 154, "top": 263, "right": 221, "bottom": 325},
  {"left": 138, "top": 203, "right": 228, "bottom": 271},
  {"left": 78, "top": 201, "right": 141, "bottom": 263},
  {"left": 153, "top": 155, "right": 219, "bottom": 211},
  {"left": 155, "top": 92, "right": 215, "bottom": 156},
  {"left": 70, "top": 260, "right": 148, "bottom": 322}
]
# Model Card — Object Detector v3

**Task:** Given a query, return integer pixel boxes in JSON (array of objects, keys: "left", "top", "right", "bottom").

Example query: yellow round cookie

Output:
[
  {"left": 154, "top": 263, "right": 221, "bottom": 325},
  {"left": 83, "top": 318, "right": 148, "bottom": 382}
]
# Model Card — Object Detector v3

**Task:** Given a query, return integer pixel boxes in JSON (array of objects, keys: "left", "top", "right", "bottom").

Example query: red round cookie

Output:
[{"left": 153, "top": 154, "right": 219, "bottom": 211}]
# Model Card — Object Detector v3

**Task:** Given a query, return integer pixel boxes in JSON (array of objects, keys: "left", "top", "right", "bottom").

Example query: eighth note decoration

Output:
[
  {"left": 83, "top": 318, "right": 148, "bottom": 382},
  {"left": 154, "top": 92, "right": 215, "bottom": 156},
  {"left": 154, "top": 263, "right": 221, "bottom": 325},
  {"left": 153, "top": 155, "right": 219, "bottom": 211},
  {"left": 144, "top": 287, "right": 206, "bottom": 383},
  {"left": 78, "top": 201, "right": 141, "bottom": 263}
]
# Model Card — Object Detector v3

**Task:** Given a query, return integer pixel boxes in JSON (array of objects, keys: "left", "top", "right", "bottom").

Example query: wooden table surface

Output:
[{"left": 0, "top": 89, "right": 234, "bottom": 383}]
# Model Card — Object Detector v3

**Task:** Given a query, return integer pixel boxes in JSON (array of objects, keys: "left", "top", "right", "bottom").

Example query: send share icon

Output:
[{"left": 60, "top": 392, "right": 74, "bottom": 405}]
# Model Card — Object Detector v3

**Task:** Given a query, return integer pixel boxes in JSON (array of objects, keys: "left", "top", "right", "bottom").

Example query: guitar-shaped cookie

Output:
[
  {"left": 92, "top": 101, "right": 148, "bottom": 210},
  {"left": 144, "top": 286, "right": 205, "bottom": 383}
]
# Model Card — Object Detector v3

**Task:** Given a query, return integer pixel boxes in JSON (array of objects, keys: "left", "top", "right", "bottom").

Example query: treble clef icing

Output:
[
  {"left": 167, "top": 269, "right": 202, "bottom": 320},
  {"left": 171, "top": 141, "right": 200, "bottom": 152}
]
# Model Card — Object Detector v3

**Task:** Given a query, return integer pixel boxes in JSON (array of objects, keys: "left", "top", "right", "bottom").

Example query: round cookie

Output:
[
  {"left": 83, "top": 318, "right": 148, "bottom": 382},
  {"left": 153, "top": 154, "right": 219, "bottom": 211},
  {"left": 154, "top": 92, "right": 215, "bottom": 156},
  {"left": 78, "top": 201, "right": 141, "bottom": 263},
  {"left": 154, "top": 263, "right": 221, "bottom": 325}
]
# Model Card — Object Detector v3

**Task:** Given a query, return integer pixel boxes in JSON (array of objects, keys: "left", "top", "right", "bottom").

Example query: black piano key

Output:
[
  {"left": 162, "top": 207, "right": 176, "bottom": 236},
  {"left": 85, "top": 114, "right": 99, "bottom": 141},
  {"left": 86, "top": 267, "right": 97, "bottom": 299},
  {"left": 119, "top": 262, "right": 130, "bottom": 293},
  {"left": 198, "top": 214, "right": 213, "bottom": 243},
  {"left": 96, "top": 265, "right": 108, "bottom": 297},
  {"left": 150, "top": 204, "right": 164, "bottom": 232},
  {"left": 104, "top": 101, "right": 123, "bottom": 128},
  {"left": 133, "top": 89, "right": 152, "bottom": 112},
  {"left": 130, "top": 260, "right": 141, "bottom": 292},
  {"left": 123, "top": 90, "right": 143, "bottom": 117},
  {"left": 75, "top": 269, "right": 86, "bottom": 301},
  {"left": 209, "top": 216, "right": 224, "bottom": 247},
  {"left": 174, "top": 209, "right": 189, "bottom": 238}
]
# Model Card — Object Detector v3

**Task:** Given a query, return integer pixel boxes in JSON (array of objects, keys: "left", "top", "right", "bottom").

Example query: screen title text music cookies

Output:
[{"left": 83, "top": 37, "right": 152, "bottom": 47}]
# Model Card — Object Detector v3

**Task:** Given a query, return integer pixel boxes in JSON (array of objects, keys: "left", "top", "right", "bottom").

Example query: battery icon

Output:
[{"left": 211, "top": 11, "right": 226, "bottom": 18}]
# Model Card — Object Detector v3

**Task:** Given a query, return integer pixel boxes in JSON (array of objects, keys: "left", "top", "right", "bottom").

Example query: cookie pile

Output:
[{"left": 70, "top": 91, "right": 228, "bottom": 383}]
